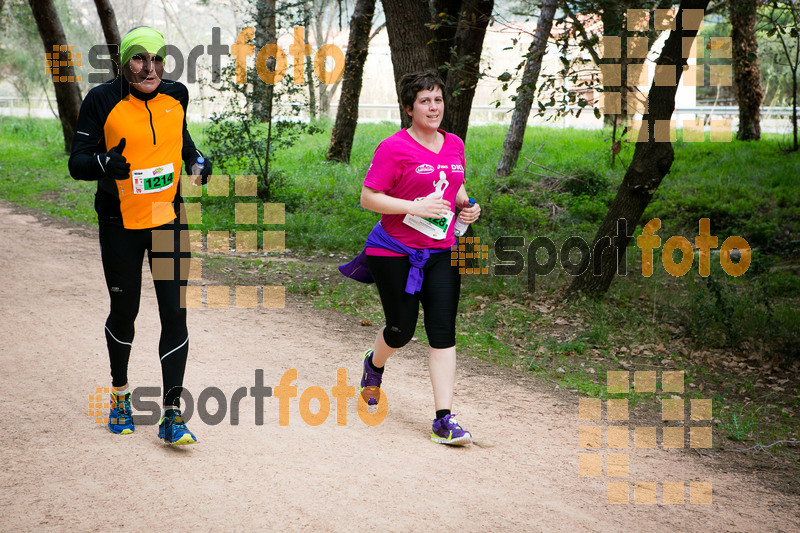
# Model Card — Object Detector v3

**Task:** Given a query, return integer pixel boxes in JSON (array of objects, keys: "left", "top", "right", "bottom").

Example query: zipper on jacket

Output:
[{"left": 145, "top": 100, "right": 156, "bottom": 144}]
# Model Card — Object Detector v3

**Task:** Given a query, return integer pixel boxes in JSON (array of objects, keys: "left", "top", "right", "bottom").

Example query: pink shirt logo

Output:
[{"left": 415, "top": 164, "right": 435, "bottom": 175}]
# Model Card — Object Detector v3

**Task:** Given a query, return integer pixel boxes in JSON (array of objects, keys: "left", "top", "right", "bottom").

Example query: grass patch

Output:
[{"left": 0, "top": 117, "right": 96, "bottom": 225}]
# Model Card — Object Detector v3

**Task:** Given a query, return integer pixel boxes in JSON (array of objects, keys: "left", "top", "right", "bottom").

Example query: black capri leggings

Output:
[
  {"left": 98, "top": 217, "right": 190, "bottom": 407},
  {"left": 366, "top": 251, "right": 461, "bottom": 349}
]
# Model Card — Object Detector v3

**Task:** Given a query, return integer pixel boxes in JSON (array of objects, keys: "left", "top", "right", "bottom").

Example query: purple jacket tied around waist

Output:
[{"left": 338, "top": 222, "right": 447, "bottom": 294}]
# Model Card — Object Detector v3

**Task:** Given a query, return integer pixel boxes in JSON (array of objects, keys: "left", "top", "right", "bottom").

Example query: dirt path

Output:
[{"left": 0, "top": 202, "right": 797, "bottom": 532}]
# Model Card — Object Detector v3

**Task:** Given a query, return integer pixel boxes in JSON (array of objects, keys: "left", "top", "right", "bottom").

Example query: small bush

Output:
[
  {"left": 563, "top": 169, "right": 609, "bottom": 197},
  {"left": 487, "top": 193, "right": 549, "bottom": 235}
]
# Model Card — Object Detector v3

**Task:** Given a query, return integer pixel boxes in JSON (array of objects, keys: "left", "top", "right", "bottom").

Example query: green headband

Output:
[{"left": 120, "top": 27, "right": 166, "bottom": 67}]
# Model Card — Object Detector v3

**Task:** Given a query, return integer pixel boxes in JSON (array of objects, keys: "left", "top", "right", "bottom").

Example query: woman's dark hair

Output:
[{"left": 397, "top": 70, "right": 445, "bottom": 110}]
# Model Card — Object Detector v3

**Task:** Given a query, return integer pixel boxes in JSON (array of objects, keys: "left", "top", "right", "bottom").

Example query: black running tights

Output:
[{"left": 98, "top": 219, "right": 189, "bottom": 407}]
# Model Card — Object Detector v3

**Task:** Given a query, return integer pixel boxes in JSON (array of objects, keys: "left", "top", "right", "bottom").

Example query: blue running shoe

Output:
[
  {"left": 431, "top": 414, "right": 472, "bottom": 446},
  {"left": 359, "top": 349, "right": 382, "bottom": 406},
  {"left": 158, "top": 409, "right": 197, "bottom": 445},
  {"left": 108, "top": 391, "right": 134, "bottom": 434}
]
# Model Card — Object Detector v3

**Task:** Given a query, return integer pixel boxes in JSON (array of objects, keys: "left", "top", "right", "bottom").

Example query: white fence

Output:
[{"left": 0, "top": 97, "right": 794, "bottom": 134}]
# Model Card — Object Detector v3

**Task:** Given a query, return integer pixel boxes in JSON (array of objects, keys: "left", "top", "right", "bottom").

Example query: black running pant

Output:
[
  {"left": 99, "top": 218, "right": 189, "bottom": 407},
  {"left": 366, "top": 252, "right": 460, "bottom": 350}
]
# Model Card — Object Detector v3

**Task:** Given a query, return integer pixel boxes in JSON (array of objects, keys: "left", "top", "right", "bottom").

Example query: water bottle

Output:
[
  {"left": 453, "top": 198, "right": 476, "bottom": 237},
  {"left": 191, "top": 156, "right": 205, "bottom": 176}
]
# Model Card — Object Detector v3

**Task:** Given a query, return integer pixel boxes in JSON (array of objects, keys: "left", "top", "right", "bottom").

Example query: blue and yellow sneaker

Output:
[
  {"left": 431, "top": 414, "right": 472, "bottom": 446},
  {"left": 158, "top": 409, "right": 197, "bottom": 445},
  {"left": 108, "top": 391, "right": 134, "bottom": 434}
]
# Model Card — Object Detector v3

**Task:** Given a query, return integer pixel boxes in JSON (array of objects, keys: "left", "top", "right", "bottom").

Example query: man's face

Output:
[{"left": 123, "top": 53, "right": 164, "bottom": 93}]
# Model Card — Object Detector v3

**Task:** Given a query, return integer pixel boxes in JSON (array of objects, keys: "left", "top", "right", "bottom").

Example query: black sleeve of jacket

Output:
[
  {"left": 68, "top": 86, "right": 107, "bottom": 181},
  {"left": 183, "top": 129, "right": 203, "bottom": 173},
  {"left": 175, "top": 82, "right": 202, "bottom": 172}
]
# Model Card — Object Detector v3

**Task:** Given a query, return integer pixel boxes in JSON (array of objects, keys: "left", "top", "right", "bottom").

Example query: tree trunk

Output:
[
  {"left": 28, "top": 0, "right": 82, "bottom": 153},
  {"left": 254, "top": 0, "right": 277, "bottom": 125},
  {"left": 383, "top": 0, "right": 491, "bottom": 132},
  {"left": 254, "top": 0, "right": 277, "bottom": 193},
  {"left": 793, "top": 69, "right": 798, "bottom": 151},
  {"left": 440, "top": 0, "right": 494, "bottom": 141},
  {"left": 306, "top": 55, "right": 317, "bottom": 118},
  {"left": 382, "top": 0, "right": 437, "bottom": 128},
  {"left": 763, "top": 0, "right": 799, "bottom": 151},
  {"left": 599, "top": 2, "right": 625, "bottom": 127},
  {"left": 790, "top": 0, "right": 799, "bottom": 151},
  {"left": 312, "top": 0, "right": 342, "bottom": 117},
  {"left": 494, "top": 0, "right": 557, "bottom": 178},
  {"left": 319, "top": 78, "right": 342, "bottom": 115},
  {"left": 92, "top": 0, "right": 121, "bottom": 77},
  {"left": 731, "top": 0, "right": 762, "bottom": 140},
  {"left": 430, "top": 0, "right": 461, "bottom": 69},
  {"left": 304, "top": 7, "right": 317, "bottom": 119},
  {"left": 567, "top": 0, "right": 711, "bottom": 298},
  {"left": 327, "top": 0, "right": 376, "bottom": 163}
]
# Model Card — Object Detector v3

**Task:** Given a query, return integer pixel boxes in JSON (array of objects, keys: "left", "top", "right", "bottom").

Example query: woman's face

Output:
[
  {"left": 123, "top": 53, "right": 164, "bottom": 94},
  {"left": 407, "top": 87, "right": 444, "bottom": 131}
]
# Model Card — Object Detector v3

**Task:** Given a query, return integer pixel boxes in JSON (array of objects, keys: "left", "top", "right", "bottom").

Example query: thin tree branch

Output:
[
  {"left": 564, "top": 3, "right": 601, "bottom": 66},
  {"left": 727, "top": 440, "right": 800, "bottom": 452},
  {"left": 369, "top": 21, "right": 385, "bottom": 42}
]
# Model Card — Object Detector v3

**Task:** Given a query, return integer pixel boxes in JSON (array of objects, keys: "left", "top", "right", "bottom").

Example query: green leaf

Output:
[{"left": 594, "top": 107, "right": 601, "bottom": 119}]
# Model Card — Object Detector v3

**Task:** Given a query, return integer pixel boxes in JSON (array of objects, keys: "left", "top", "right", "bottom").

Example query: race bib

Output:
[
  {"left": 131, "top": 163, "right": 175, "bottom": 194},
  {"left": 403, "top": 199, "right": 454, "bottom": 240}
]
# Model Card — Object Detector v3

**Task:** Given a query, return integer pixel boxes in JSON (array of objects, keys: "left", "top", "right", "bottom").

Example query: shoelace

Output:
[
  {"left": 447, "top": 417, "right": 463, "bottom": 430},
  {"left": 113, "top": 395, "right": 132, "bottom": 417},
  {"left": 170, "top": 412, "right": 187, "bottom": 429}
]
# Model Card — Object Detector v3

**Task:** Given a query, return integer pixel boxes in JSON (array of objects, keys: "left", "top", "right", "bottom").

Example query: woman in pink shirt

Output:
[{"left": 358, "top": 70, "right": 481, "bottom": 445}]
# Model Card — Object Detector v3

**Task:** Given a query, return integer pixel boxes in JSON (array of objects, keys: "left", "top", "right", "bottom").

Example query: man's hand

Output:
[
  {"left": 198, "top": 157, "right": 212, "bottom": 186},
  {"left": 99, "top": 138, "right": 130, "bottom": 180}
]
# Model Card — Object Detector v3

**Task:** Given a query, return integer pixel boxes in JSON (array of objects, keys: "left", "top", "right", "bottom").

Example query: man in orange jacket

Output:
[{"left": 69, "top": 26, "right": 210, "bottom": 445}]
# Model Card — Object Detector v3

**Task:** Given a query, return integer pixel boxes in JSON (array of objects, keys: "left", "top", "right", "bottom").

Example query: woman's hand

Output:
[
  {"left": 410, "top": 195, "right": 451, "bottom": 219},
  {"left": 457, "top": 200, "right": 481, "bottom": 224}
]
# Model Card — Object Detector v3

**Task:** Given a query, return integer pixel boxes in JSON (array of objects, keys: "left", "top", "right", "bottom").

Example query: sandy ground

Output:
[{"left": 0, "top": 201, "right": 798, "bottom": 532}]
